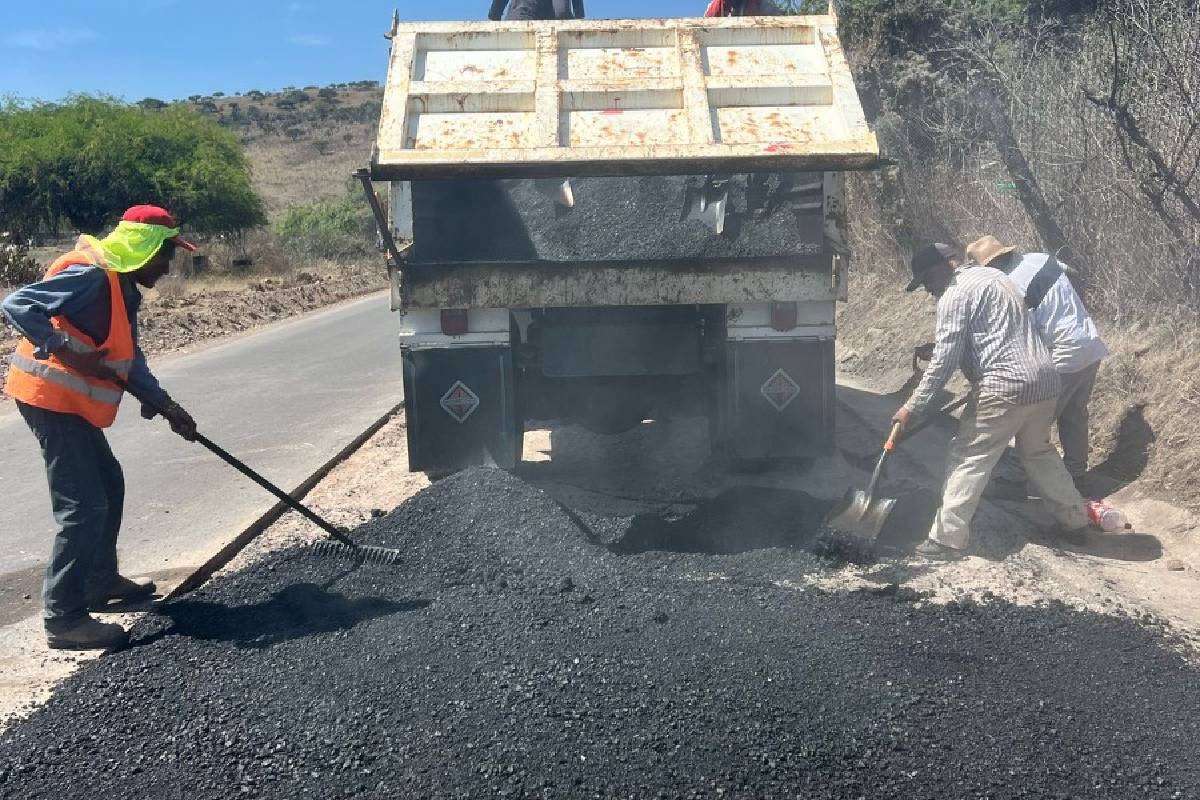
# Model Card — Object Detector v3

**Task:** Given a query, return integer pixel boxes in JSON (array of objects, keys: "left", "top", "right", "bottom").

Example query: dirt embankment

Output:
[
  {"left": 0, "top": 261, "right": 386, "bottom": 393},
  {"left": 836, "top": 266, "right": 1200, "bottom": 511}
]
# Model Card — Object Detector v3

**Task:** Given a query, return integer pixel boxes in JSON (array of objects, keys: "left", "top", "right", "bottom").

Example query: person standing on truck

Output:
[
  {"left": 487, "top": 0, "right": 582, "bottom": 208},
  {"left": 893, "top": 243, "right": 1089, "bottom": 560},
  {"left": 3, "top": 205, "right": 199, "bottom": 650},
  {"left": 969, "top": 236, "right": 1108, "bottom": 498},
  {"left": 704, "top": 0, "right": 783, "bottom": 15},
  {"left": 489, "top": 0, "right": 584, "bottom": 20}
]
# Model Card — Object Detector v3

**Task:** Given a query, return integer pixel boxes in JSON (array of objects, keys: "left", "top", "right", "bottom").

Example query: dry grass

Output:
[
  {"left": 1087, "top": 315, "right": 1200, "bottom": 509},
  {"left": 243, "top": 122, "right": 375, "bottom": 221}
]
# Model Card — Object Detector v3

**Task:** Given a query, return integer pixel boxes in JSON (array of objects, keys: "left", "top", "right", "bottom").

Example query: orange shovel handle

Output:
[{"left": 883, "top": 421, "right": 903, "bottom": 452}]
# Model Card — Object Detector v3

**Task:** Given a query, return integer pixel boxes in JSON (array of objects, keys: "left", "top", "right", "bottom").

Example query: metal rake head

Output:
[{"left": 307, "top": 540, "right": 403, "bottom": 566}]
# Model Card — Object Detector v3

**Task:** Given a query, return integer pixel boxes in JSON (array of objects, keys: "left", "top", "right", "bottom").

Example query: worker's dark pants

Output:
[{"left": 17, "top": 402, "right": 123, "bottom": 626}]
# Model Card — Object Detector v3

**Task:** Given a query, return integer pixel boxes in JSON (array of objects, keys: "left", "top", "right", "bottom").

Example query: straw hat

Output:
[{"left": 965, "top": 235, "right": 1016, "bottom": 267}]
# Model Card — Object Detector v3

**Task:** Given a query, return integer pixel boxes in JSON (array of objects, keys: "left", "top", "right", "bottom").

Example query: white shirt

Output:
[{"left": 1001, "top": 253, "right": 1108, "bottom": 374}]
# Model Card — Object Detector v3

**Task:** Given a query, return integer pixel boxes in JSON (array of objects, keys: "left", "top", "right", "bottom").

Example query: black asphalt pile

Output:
[
  {"left": 410, "top": 174, "right": 825, "bottom": 264},
  {"left": 3, "top": 467, "right": 1200, "bottom": 799}
]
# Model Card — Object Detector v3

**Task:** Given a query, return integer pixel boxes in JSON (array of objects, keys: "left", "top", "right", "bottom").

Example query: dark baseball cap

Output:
[{"left": 906, "top": 243, "right": 959, "bottom": 291}]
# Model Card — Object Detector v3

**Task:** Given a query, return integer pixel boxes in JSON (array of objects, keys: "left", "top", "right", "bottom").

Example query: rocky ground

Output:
[{"left": 1, "top": 405, "right": 1199, "bottom": 798}]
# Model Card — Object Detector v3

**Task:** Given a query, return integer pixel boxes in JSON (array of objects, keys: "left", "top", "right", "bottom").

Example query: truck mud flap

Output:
[
  {"left": 721, "top": 339, "right": 835, "bottom": 460},
  {"left": 402, "top": 347, "right": 520, "bottom": 473}
]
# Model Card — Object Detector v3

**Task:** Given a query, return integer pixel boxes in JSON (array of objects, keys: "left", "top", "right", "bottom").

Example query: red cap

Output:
[{"left": 121, "top": 205, "right": 198, "bottom": 252}]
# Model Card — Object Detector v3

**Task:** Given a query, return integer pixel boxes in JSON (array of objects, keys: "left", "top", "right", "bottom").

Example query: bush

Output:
[
  {"left": 0, "top": 233, "right": 43, "bottom": 287},
  {"left": 274, "top": 196, "right": 374, "bottom": 261},
  {"left": 0, "top": 96, "right": 266, "bottom": 237}
]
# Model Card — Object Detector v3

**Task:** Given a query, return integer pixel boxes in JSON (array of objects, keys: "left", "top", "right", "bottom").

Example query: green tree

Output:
[
  {"left": 0, "top": 96, "right": 265, "bottom": 237},
  {"left": 274, "top": 195, "right": 373, "bottom": 261}
]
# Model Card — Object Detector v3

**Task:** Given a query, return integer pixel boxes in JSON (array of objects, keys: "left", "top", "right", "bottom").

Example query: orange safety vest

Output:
[{"left": 4, "top": 238, "right": 134, "bottom": 428}]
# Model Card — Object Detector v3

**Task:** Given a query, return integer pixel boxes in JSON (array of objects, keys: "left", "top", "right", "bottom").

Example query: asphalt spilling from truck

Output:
[{"left": 2, "top": 467, "right": 1199, "bottom": 799}]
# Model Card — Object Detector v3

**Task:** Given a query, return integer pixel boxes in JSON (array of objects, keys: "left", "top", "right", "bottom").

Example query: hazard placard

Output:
[
  {"left": 440, "top": 381, "right": 480, "bottom": 423},
  {"left": 760, "top": 368, "right": 801, "bottom": 412}
]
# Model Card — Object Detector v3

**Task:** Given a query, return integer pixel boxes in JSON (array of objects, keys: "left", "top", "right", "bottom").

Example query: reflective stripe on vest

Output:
[
  {"left": 8, "top": 354, "right": 125, "bottom": 405},
  {"left": 59, "top": 332, "right": 134, "bottom": 372}
]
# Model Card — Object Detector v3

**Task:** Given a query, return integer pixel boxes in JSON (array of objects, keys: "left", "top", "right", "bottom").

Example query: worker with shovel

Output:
[
  {"left": 3, "top": 206, "right": 199, "bottom": 650},
  {"left": 893, "top": 243, "right": 1089, "bottom": 559},
  {"left": 970, "top": 236, "right": 1108, "bottom": 499}
]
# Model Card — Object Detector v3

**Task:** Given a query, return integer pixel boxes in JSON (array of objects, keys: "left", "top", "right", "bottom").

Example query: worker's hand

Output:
[
  {"left": 162, "top": 401, "right": 198, "bottom": 441},
  {"left": 56, "top": 347, "right": 119, "bottom": 382},
  {"left": 892, "top": 405, "right": 915, "bottom": 434}
]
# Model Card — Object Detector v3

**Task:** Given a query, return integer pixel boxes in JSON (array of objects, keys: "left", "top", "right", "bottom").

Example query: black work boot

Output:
[
  {"left": 1072, "top": 474, "right": 1097, "bottom": 500},
  {"left": 45, "top": 615, "right": 129, "bottom": 650},
  {"left": 88, "top": 575, "right": 157, "bottom": 611}
]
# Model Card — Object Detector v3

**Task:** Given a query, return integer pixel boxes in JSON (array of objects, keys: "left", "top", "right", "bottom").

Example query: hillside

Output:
[{"left": 178, "top": 82, "right": 384, "bottom": 220}]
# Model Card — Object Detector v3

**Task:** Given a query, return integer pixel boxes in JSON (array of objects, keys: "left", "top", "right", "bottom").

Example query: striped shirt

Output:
[{"left": 905, "top": 266, "right": 1060, "bottom": 415}]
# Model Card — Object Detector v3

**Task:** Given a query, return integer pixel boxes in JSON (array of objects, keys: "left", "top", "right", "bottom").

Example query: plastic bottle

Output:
[{"left": 1086, "top": 501, "right": 1132, "bottom": 532}]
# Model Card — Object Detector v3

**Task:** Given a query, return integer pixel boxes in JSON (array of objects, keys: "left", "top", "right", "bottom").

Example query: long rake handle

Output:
[
  {"left": 119, "top": 381, "right": 360, "bottom": 551},
  {"left": 189, "top": 432, "right": 360, "bottom": 550}
]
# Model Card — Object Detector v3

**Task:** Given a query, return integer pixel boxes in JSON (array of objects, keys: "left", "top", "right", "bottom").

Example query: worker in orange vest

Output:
[{"left": 3, "top": 205, "right": 199, "bottom": 650}]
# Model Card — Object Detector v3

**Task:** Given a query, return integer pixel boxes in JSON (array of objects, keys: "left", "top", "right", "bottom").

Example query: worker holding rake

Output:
[
  {"left": 3, "top": 206, "right": 199, "bottom": 650},
  {"left": 894, "top": 243, "right": 1089, "bottom": 559}
]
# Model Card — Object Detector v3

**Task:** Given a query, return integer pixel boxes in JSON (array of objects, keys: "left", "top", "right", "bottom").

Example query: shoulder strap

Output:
[{"left": 1024, "top": 253, "right": 1062, "bottom": 309}]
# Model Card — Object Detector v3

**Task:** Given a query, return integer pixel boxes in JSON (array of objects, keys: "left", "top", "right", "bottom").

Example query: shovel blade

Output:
[
  {"left": 681, "top": 180, "right": 729, "bottom": 234},
  {"left": 824, "top": 487, "right": 898, "bottom": 543}
]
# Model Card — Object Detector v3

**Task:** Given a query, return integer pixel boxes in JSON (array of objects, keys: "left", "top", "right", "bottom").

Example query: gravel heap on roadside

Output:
[{"left": 2, "top": 468, "right": 1198, "bottom": 799}]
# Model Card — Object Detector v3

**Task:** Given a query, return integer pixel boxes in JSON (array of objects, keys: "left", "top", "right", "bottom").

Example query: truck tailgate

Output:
[{"left": 372, "top": 14, "right": 878, "bottom": 180}]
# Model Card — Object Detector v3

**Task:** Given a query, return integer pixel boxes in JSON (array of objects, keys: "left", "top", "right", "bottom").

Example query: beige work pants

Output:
[{"left": 930, "top": 393, "right": 1088, "bottom": 550}]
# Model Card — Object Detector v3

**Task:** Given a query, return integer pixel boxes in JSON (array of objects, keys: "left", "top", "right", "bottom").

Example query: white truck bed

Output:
[{"left": 372, "top": 13, "right": 878, "bottom": 180}]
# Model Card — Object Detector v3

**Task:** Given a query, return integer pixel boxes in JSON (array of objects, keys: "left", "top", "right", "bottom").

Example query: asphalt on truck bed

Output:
[
  {"left": 409, "top": 174, "right": 825, "bottom": 264},
  {"left": 2, "top": 468, "right": 1198, "bottom": 799}
]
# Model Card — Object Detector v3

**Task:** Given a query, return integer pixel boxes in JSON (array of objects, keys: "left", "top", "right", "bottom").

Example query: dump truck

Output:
[{"left": 364, "top": 9, "right": 878, "bottom": 476}]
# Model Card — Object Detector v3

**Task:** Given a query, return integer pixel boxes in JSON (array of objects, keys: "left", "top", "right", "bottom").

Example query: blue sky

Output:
[{"left": 1, "top": 0, "right": 705, "bottom": 102}]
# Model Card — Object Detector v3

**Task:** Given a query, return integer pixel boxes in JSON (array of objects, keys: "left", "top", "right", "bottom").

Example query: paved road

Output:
[{"left": 0, "top": 293, "right": 399, "bottom": 603}]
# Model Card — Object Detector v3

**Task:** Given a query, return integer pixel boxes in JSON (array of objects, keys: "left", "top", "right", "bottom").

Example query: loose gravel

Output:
[
  {"left": 410, "top": 174, "right": 825, "bottom": 264},
  {"left": 2, "top": 467, "right": 1198, "bottom": 799}
]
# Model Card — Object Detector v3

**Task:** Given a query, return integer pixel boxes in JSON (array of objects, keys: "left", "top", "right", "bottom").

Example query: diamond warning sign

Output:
[
  {"left": 440, "top": 381, "right": 480, "bottom": 423},
  {"left": 760, "top": 369, "right": 801, "bottom": 412}
]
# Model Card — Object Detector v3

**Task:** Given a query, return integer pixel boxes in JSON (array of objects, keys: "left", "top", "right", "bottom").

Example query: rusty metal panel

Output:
[
  {"left": 373, "top": 16, "right": 878, "bottom": 180},
  {"left": 401, "top": 257, "right": 837, "bottom": 309}
]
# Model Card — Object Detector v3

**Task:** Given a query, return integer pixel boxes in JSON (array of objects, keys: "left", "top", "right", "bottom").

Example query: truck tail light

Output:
[
  {"left": 440, "top": 308, "right": 468, "bottom": 336},
  {"left": 770, "top": 302, "right": 798, "bottom": 332}
]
